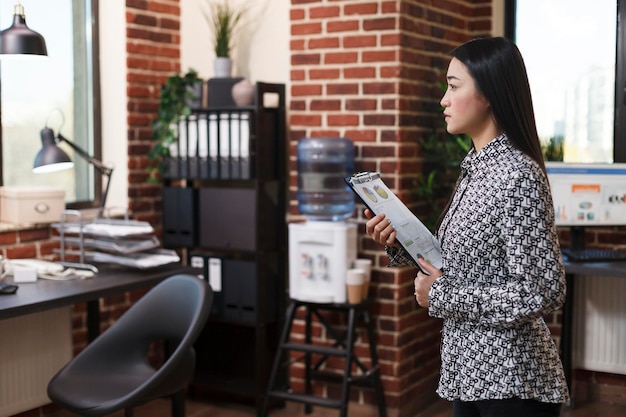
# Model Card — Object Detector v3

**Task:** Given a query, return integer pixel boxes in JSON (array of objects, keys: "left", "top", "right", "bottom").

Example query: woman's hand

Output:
[
  {"left": 364, "top": 209, "right": 397, "bottom": 247},
  {"left": 414, "top": 258, "right": 443, "bottom": 308}
]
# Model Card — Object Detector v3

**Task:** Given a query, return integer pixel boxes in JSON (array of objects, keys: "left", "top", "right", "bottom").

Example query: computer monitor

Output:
[
  {"left": 546, "top": 162, "right": 626, "bottom": 227},
  {"left": 546, "top": 162, "right": 626, "bottom": 250}
]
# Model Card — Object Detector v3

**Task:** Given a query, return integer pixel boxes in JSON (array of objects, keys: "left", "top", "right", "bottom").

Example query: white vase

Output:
[
  {"left": 214, "top": 57, "right": 232, "bottom": 78},
  {"left": 231, "top": 79, "right": 256, "bottom": 106}
]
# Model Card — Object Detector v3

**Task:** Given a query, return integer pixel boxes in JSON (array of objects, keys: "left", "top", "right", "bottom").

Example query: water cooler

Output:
[
  {"left": 289, "top": 137, "right": 356, "bottom": 303},
  {"left": 268, "top": 138, "right": 388, "bottom": 416}
]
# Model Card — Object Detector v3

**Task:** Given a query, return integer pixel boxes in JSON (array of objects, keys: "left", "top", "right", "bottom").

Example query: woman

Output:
[{"left": 365, "top": 37, "right": 569, "bottom": 416}]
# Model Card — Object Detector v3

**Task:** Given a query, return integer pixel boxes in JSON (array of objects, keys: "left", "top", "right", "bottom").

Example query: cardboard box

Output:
[{"left": 0, "top": 186, "right": 66, "bottom": 224}]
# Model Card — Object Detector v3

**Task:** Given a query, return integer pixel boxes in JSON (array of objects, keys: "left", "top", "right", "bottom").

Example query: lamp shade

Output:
[
  {"left": 0, "top": 4, "right": 47, "bottom": 56},
  {"left": 33, "top": 127, "right": 74, "bottom": 173}
]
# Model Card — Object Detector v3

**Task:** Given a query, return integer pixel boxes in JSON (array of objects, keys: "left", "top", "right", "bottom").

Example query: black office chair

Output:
[{"left": 47, "top": 274, "right": 212, "bottom": 417}]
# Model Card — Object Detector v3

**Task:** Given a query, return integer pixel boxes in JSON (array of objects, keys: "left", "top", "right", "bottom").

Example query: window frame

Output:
[
  {"left": 615, "top": 0, "right": 626, "bottom": 162},
  {"left": 83, "top": 0, "right": 102, "bottom": 211}
]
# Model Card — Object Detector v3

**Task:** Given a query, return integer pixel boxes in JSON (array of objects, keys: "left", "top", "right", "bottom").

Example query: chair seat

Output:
[{"left": 49, "top": 367, "right": 155, "bottom": 410}]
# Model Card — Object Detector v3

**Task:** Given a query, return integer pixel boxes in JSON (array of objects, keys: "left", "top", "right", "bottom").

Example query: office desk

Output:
[
  {"left": 0, "top": 262, "right": 193, "bottom": 417},
  {"left": 561, "top": 259, "right": 626, "bottom": 404},
  {"left": 0, "top": 262, "right": 192, "bottom": 340}
]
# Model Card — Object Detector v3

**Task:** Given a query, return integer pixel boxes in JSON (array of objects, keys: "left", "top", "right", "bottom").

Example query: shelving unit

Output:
[{"left": 161, "top": 82, "right": 287, "bottom": 416}]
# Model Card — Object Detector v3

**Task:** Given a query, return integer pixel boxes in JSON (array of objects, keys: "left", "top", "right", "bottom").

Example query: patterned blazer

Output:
[{"left": 388, "top": 134, "right": 569, "bottom": 403}]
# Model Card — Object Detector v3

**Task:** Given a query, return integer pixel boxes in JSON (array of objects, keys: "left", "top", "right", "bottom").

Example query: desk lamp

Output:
[
  {"left": 33, "top": 126, "right": 113, "bottom": 218},
  {"left": 0, "top": 2, "right": 47, "bottom": 57}
]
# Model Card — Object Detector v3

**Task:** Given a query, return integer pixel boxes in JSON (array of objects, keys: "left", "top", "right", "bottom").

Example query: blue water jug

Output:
[{"left": 297, "top": 137, "right": 355, "bottom": 221}]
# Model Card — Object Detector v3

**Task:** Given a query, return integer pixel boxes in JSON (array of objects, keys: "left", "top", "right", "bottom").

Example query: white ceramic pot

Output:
[
  {"left": 214, "top": 57, "right": 232, "bottom": 78},
  {"left": 231, "top": 79, "right": 256, "bottom": 106}
]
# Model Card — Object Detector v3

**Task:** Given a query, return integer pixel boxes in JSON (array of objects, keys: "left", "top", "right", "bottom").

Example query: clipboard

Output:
[{"left": 345, "top": 172, "right": 442, "bottom": 270}]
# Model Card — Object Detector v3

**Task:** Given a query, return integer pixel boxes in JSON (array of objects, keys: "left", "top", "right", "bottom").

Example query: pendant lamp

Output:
[{"left": 0, "top": 2, "right": 47, "bottom": 57}]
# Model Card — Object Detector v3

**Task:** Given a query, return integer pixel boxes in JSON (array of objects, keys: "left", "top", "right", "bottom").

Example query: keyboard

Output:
[{"left": 561, "top": 248, "right": 626, "bottom": 263}]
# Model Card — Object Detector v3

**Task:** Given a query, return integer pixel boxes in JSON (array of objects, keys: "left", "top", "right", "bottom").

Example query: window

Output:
[
  {"left": 0, "top": 0, "right": 100, "bottom": 207},
  {"left": 507, "top": 0, "right": 625, "bottom": 163}
]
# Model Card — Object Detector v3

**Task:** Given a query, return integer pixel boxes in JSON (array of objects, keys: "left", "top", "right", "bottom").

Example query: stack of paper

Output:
[{"left": 53, "top": 217, "right": 180, "bottom": 269}]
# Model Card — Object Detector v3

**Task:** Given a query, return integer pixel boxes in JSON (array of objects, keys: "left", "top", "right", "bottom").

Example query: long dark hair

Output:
[
  {"left": 436, "top": 37, "right": 545, "bottom": 232},
  {"left": 450, "top": 36, "right": 545, "bottom": 173}
]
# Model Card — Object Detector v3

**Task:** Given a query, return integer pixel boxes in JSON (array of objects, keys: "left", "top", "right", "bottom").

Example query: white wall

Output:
[
  {"left": 181, "top": 0, "right": 290, "bottom": 83},
  {"left": 101, "top": 0, "right": 290, "bottom": 211}
]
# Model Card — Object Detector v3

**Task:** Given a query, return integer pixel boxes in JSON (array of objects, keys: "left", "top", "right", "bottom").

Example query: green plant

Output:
[
  {"left": 148, "top": 69, "right": 201, "bottom": 182},
  {"left": 414, "top": 130, "right": 471, "bottom": 231},
  {"left": 541, "top": 135, "right": 564, "bottom": 161},
  {"left": 204, "top": 0, "right": 246, "bottom": 58}
]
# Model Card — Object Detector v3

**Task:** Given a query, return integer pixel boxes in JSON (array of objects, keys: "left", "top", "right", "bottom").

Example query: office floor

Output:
[{"left": 48, "top": 397, "right": 626, "bottom": 417}]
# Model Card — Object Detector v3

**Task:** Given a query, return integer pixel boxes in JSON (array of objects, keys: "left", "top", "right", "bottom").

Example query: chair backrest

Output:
[
  {"left": 103, "top": 273, "right": 210, "bottom": 347},
  {"left": 76, "top": 274, "right": 211, "bottom": 364}
]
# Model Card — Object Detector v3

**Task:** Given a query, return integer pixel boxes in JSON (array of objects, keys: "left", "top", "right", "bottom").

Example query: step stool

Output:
[{"left": 261, "top": 298, "right": 387, "bottom": 417}]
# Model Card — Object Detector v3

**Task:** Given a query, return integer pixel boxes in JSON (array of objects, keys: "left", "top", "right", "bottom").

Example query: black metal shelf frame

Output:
[{"left": 161, "top": 82, "right": 287, "bottom": 417}]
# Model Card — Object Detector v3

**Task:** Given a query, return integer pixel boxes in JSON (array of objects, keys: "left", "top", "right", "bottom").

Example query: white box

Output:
[
  {"left": 0, "top": 186, "right": 66, "bottom": 224},
  {"left": 13, "top": 266, "right": 38, "bottom": 283}
]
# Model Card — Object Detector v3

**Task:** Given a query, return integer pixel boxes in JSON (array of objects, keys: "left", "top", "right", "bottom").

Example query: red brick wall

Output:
[
  {"left": 126, "top": 0, "right": 181, "bottom": 232},
  {"left": 288, "top": 1, "right": 491, "bottom": 415}
]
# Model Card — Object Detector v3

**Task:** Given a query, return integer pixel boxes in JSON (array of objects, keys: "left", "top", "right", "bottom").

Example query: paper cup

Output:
[
  {"left": 353, "top": 259, "right": 372, "bottom": 300},
  {"left": 346, "top": 268, "right": 365, "bottom": 304}
]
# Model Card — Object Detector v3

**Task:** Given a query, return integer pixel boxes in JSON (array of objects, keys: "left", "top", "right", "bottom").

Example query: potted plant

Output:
[
  {"left": 148, "top": 69, "right": 202, "bottom": 182},
  {"left": 204, "top": 0, "right": 247, "bottom": 78}
]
